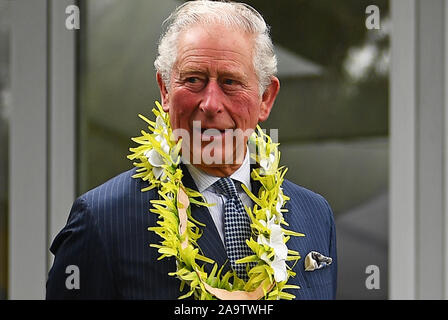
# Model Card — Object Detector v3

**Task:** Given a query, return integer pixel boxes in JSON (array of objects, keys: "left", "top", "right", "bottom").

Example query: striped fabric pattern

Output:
[{"left": 46, "top": 166, "right": 337, "bottom": 300}]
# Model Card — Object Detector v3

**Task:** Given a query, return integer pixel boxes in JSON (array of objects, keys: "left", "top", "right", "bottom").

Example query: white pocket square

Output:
[{"left": 304, "top": 251, "right": 332, "bottom": 271}]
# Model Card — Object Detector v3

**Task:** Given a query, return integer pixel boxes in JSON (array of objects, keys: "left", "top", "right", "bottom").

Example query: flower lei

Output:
[{"left": 128, "top": 101, "right": 304, "bottom": 300}]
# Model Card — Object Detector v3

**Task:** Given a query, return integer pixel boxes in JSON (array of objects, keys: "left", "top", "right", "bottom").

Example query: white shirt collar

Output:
[{"left": 185, "top": 148, "right": 252, "bottom": 193}]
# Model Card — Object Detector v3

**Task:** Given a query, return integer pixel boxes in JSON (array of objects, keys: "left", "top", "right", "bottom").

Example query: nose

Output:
[{"left": 199, "top": 80, "right": 224, "bottom": 116}]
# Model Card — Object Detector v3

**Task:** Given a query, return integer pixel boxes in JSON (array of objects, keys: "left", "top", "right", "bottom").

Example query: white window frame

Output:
[
  {"left": 390, "top": 0, "right": 448, "bottom": 299},
  {"left": 9, "top": 0, "right": 76, "bottom": 299}
]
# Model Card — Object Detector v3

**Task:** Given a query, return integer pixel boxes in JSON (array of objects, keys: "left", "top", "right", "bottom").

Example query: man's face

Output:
[{"left": 157, "top": 23, "right": 279, "bottom": 176}]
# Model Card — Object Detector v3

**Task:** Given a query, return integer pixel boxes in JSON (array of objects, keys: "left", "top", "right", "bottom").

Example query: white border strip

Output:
[
  {"left": 48, "top": 0, "right": 76, "bottom": 270},
  {"left": 9, "top": 0, "right": 48, "bottom": 299},
  {"left": 9, "top": 0, "right": 77, "bottom": 299},
  {"left": 389, "top": 0, "right": 417, "bottom": 299},
  {"left": 444, "top": 0, "right": 448, "bottom": 300}
]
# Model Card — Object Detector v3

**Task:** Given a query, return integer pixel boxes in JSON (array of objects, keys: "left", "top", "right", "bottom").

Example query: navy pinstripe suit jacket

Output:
[{"left": 46, "top": 165, "right": 337, "bottom": 299}]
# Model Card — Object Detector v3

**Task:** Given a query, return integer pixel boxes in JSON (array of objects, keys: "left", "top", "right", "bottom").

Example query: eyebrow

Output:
[
  {"left": 179, "top": 66, "right": 248, "bottom": 82},
  {"left": 178, "top": 68, "right": 205, "bottom": 77},
  {"left": 220, "top": 70, "right": 247, "bottom": 81}
]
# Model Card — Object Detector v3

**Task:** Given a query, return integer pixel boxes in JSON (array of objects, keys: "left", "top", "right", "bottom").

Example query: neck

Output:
[
  {"left": 184, "top": 145, "right": 249, "bottom": 177},
  {"left": 188, "top": 144, "right": 250, "bottom": 177}
]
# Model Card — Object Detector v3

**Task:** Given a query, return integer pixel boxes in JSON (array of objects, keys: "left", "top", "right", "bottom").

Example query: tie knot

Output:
[{"left": 214, "top": 177, "right": 239, "bottom": 198}]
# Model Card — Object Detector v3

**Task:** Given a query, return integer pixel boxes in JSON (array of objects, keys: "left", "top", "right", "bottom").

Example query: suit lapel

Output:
[
  {"left": 180, "top": 164, "right": 230, "bottom": 274},
  {"left": 249, "top": 164, "right": 262, "bottom": 196}
]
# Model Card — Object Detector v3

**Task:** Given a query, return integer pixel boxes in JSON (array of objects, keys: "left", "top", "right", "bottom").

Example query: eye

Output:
[
  {"left": 186, "top": 77, "right": 199, "bottom": 83},
  {"left": 182, "top": 75, "right": 206, "bottom": 91},
  {"left": 223, "top": 78, "right": 236, "bottom": 86}
]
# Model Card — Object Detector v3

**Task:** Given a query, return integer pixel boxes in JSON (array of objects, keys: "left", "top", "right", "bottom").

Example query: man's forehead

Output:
[
  {"left": 177, "top": 47, "right": 251, "bottom": 64},
  {"left": 177, "top": 23, "right": 254, "bottom": 51},
  {"left": 174, "top": 50, "right": 253, "bottom": 78},
  {"left": 174, "top": 26, "right": 254, "bottom": 67}
]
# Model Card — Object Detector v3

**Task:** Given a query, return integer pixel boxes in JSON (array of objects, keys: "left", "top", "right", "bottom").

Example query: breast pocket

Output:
[{"left": 303, "top": 264, "right": 333, "bottom": 288}]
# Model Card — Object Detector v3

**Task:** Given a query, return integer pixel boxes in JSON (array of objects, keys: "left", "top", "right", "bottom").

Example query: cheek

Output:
[
  {"left": 169, "top": 90, "right": 199, "bottom": 127},
  {"left": 228, "top": 94, "right": 261, "bottom": 126}
]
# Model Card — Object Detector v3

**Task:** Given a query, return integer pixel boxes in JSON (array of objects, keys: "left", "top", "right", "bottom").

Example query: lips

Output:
[
  {"left": 201, "top": 128, "right": 229, "bottom": 134},
  {"left": 199, "top": 128, "right": 230, "bottom": 139},
  {"left": 190, "top": 119, "right": 236, "bottom": 142}
]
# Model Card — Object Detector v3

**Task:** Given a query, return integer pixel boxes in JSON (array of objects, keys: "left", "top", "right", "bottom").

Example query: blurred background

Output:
[{"left": 2, "top": 0, "right": 448, "bottom": 300}]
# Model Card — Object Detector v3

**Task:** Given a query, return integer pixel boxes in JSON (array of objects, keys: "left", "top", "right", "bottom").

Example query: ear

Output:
[
  {"left": 258, "top": 76, "right": 280, "bottom": 122},
  {"left": 156, "top": 72, "right": 170, "bottom": 112}
]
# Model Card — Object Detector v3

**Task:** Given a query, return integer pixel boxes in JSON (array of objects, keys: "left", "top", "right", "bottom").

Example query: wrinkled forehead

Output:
[
  {"left": 172, "top": 25, "right": 255, "bottom": 76},
  {"left": 173, "top": 23, "right": 256, "bottom": 72},
  {"left": 179, "top": 22, "right": 255, "bottom": 54}
]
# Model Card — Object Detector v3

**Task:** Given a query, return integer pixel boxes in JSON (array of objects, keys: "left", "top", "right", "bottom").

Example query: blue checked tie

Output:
[{"left": 214, "top": 177, "right": 253, "bottom": 280}]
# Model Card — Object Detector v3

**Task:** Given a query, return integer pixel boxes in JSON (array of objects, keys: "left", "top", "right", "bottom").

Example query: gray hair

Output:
[{"left": 154, "top": 0, "right": 277, "bottom": 95}]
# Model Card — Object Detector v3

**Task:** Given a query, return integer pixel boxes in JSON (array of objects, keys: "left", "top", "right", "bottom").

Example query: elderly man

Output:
[{"left": 46, "top": 0, "right": 337, "bottom": 300}]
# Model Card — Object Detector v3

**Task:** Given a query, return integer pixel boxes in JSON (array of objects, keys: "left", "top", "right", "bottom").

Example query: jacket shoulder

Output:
[
  {"left": 281, "top": 179, "right": 335, "bottom": 227},
  {"left": 82, "top": 168, "right": 151, "bottom": 203},
  {"left": 282, "top": 179, "right": 331, "bottom": 209},
  {"left": 69, "top": 168, "right": 157, "bottom": 235}
]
